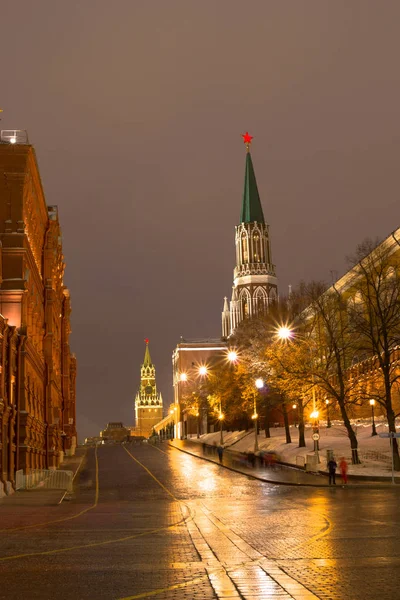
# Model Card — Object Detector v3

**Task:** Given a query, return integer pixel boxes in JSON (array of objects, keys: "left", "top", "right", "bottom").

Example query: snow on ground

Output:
[{"left": 187, "top": 419, "right": 397, "bottom": 478}]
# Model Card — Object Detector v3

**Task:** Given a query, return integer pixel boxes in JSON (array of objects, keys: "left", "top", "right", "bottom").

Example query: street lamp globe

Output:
[
  {"left": 277, "top": 326, "right": 292, "bottom": 340},
  {"left": 310, "top": 410, "right": 319, "bottom": 420},
  {"left": 369, "top": 399, "right": 375, "bottom": 406},
  {"left": 255, "top": 378, "right": 264, "bottom": 389},
  {"left": 198, "top": 365, "right": 208, "bottom": 376},
  {"left": 227, "top": 350, "right": 238, "bottom": 363},
  {"left": 179, "top": 372, "right": 188, "bottom": 382}
]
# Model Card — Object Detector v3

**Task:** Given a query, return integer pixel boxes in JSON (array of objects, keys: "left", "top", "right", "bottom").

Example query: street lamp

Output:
[
  {"left": 169, "top": 406, "right": 177, "bottom": 439},
  {"left": 253, "top": 378, "right": 264, "bottom": 452},
  {"left": 227, "top": 350, "right": 238, "bottom": 363},
  {"left": 277, "top": 326, "right": 292, "bottom": 340},
  {"left": 218, "top": 405, "right": 224, "bottom": 445},
  {"left": 325, "top": 398, "right": 331, "bottom": 428},
  {"left": 369, "top": 399, "right": 377, "bottom": 436},
  {"left": 292, "top": 404, "right": 297, "bottom": 428},
  {"left": 310, "top": 410, "right": 320, "bottom": 462}
]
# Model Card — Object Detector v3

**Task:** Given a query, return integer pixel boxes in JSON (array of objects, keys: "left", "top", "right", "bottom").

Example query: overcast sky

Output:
[{"left": 1, "top": 1, "right": 400, "bottom": 438}]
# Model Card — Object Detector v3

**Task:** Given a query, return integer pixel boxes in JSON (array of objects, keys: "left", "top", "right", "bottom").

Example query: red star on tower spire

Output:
[
  {"left": 242, "top": 131, "right": 253, "bottom": 152},
  {"left": 144, "top": 338, "right": 149, "bottom": 344}
]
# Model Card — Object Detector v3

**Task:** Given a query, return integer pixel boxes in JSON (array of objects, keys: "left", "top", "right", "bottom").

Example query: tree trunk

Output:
[
  {"left": 282, "top": 402, "right": 291, "bottom": 444},
  {"left": 338, "top": 399, "right": 361, "bottom": 464},
  {"left": 386, "top": 405, "right": 400, "bottom": 471},
  {"left": 264, "top": 406, "right": 271, "bottom": 438},
  {"left": 298, "top": 400, "right": 306, "bottom": 448}
]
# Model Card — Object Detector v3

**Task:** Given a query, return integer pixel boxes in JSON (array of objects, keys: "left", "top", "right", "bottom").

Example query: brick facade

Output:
[{"left": 0, "top": 142, "right": 76, "bottom": 493}]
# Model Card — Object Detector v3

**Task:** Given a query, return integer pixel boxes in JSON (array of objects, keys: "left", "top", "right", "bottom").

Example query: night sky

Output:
[{"left": 2, "top": 1, "right": 400, "bottom": 439}]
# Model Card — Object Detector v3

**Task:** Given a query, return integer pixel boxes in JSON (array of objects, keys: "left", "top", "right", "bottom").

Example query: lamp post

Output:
[
  {"left": 370, "top": 399, "right": 377, "bottom": 436},
  {"left": 218, "top": 402, "right": 224, "bottom": 445},
  {"left": 253, "top": 378, "right": 264, "bottom": 452},
  {"left": 325, "top": 398, "right": 331, "bottom": 428},
  {"left": 310, "top": 410, "right": 320, "bottom": 463},
  {"left": 169, "top": 406, "right": 177, "bottom": 439},
  {"left": 178, "top": 365, "right": 209, "bottom": 439},
  {"left": 292, "top": 404, "right": 297, "bottom": 428}
]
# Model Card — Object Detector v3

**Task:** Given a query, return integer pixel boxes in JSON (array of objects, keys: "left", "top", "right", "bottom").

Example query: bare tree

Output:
[
  {"left": 302, "top": 282, "right": 362, "bottom": 464},
  {"left": 347, "top": 237, "right": 400, "bottom": 470}
]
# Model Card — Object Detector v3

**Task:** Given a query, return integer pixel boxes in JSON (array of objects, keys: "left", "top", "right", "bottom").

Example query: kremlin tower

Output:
[
  {"left": 222, "top": 133, "right": 278, "bottom": 337},
  {"left": 134, "top": 340, "right": 163, "bottom": 437}
]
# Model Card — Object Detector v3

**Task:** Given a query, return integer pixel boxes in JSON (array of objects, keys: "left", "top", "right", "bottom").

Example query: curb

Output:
[{"left": 169, "top": 442, "right": 400, "bottom": 489}]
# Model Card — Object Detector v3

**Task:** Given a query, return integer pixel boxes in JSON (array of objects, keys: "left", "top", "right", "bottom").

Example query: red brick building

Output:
[{"left": 0, "top": 132, "right": 76, "bottom": 494}]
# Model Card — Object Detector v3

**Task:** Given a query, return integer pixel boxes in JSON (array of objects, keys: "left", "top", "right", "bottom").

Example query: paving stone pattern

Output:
[{"left": 0, "top": 443, "right": 399, "bottom": 599}]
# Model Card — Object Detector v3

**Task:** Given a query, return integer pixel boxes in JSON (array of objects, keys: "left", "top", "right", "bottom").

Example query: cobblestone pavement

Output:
[{"left": 0, "top": 442, "right": 399, "bottom": 599}]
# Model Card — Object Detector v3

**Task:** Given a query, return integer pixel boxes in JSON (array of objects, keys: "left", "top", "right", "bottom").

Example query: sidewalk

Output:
[
  {"left": 169, "top": 439, "right": 399, "bottom": 488},
  {"left": 0, "top": 446, "right": 87, "bottom": 506}
]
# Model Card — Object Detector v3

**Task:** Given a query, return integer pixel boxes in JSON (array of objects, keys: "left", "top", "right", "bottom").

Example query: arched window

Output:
[
  {"left": 253, "top": 231, "right": 261, "bottom": 262},
  {"left": 254, "top": 287, "right": 268, "bottom": 313},
  {"left": 240, "top": 289, "right": 251, "bottom": 318},
  {"left": 241, "top": 232, "right": 248, "bottom": 263}
]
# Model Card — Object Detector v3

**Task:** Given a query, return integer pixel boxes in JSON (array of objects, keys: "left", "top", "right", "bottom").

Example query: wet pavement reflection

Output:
[{"left": 0, "top": 442, "right": 399, "bottom": 600}]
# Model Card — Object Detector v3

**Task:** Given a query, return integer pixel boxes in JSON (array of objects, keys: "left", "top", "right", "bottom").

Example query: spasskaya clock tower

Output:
[{"left": 134, "top": 339, "right": 163, "bottom": 437}]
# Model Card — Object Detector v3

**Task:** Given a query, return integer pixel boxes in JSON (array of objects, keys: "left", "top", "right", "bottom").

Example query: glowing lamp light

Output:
[
  {"left": 255, "top": 378, "right": 264, "bottom": 389},
  {"left": 179, "top": 373, "right": 188, "bottom": 382},
  {"left": 292, "top": 404, "right": 297, "bottom": 409},
  {"left": 369, "top": 399, "right": 375, "bottom": 406},
  {"left": 251, "top": 413, "right": 258, "bottom": 420},
  {"left": 198, "top": 365, "right": 208, "bottom": 376},
  {"left": 310, "top": 411, "right": 319, "bottom": 420},
  {"left": 10, "top": 137, "right": 16, "bottom": 144},
  {"left": 227, "top": 350, "right": 238, "bottom": 363},
  {"left": 325, "top": 399, "right": 330, "bottom": 405},
  {"left": 218, "top": 413, "right": 224, "bottom": 420},
  {"left": 277, "top": 326, "right": 292, "bottom": 340}
]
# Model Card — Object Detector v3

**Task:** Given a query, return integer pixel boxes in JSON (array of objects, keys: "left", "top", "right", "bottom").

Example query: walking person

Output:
[
  {"left": 327, "top": 457, "right": 337, "bottom": 485},
  {"left": 339, "top": 457, "right": 348, "bottom": 485},
  {"left": 217, "top": 444, "right": 223, "bottom": 464}
]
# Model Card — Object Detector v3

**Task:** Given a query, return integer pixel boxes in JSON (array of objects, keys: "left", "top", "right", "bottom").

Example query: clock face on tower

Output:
[{"left": 145, "top": 385, "right": 153, "bottom": 395}]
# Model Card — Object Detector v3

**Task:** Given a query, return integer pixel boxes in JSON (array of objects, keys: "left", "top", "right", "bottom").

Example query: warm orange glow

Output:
[
  {"left": 310, "top": 410, "right": 319, "bottom": 420},
  {"left": 251, "top": 413, "right": 258, "bottom": 420},
  {"left": 179, "top": 372, "right": 188, "bottom": 382},
  {"left": 292, "top": 404, "right": 297, "bottom": 409},
  {"left": 218, "top": 413, "right": 224, "bottom": 420},
  {"left": 198, "top": 365, "right": 208, "bottom": 376},
  {"left": 325, "top": 399, "right": 330, "bottom": 405},
  {"left": 369, "top": 399, "right": 375, "bottom": 406},
  {"left": 255, "top": 378, "right": 264, "bottom": 389}
]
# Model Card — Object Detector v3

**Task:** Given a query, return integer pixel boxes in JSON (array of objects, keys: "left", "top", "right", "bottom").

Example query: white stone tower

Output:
[{"left": 222, "top": 133, "right": 278, "bottom": 337}]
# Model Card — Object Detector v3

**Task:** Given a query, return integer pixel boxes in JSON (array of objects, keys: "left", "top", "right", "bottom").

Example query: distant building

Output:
[
  {"left": 0, "top": 131, "right": 77, "bottom": 495},
  {"left": 100, "top": 422, "right": 129, "bottom": 443},
  {"left": 133, "top": 340, "right": 163, "bottom": 438},
  {"left": 222, "top": 136, "right": 278, "bottom": 337}
]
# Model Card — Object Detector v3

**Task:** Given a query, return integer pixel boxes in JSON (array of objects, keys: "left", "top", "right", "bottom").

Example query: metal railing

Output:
[{"left": 15, "top": 469, "right": 73, "bottom": 492}]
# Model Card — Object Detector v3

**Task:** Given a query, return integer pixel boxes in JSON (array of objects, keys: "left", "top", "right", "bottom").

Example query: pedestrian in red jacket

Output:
[{"left": 339, "top": 457, "right": 348, "bottom": 485}]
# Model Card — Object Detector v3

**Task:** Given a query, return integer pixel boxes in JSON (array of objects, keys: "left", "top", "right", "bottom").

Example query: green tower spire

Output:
[
  {"left": 143, "top": 339, "right": 152, "bottom": 367},
  {"left": 240, "top": 132, "right": 265, "bottom": 224}
]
